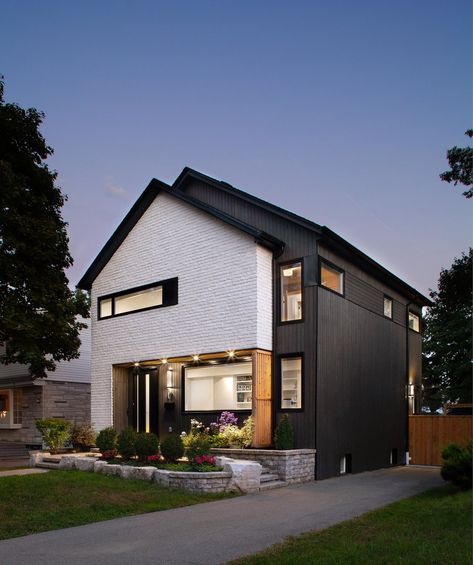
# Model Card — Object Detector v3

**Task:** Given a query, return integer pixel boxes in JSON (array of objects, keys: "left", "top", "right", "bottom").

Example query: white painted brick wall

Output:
[{"left": 91, "top": 192, "right": 273, "bottom": 430}]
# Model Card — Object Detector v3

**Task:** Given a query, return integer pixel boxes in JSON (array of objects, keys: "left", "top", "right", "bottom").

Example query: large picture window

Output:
[
  {"left": 280, "top": 261, "right": 302, "bottom": 322},
  {"left": 184, "top": 362, "right": 252, "bottom": 412},
  {"left": 98, "top": 278, "right": 178, "bottom": 319},
  {"left": 281, "top": 356, "right": 302, "bottom": 409},
  {"left": 320, "top": 261, "right": 344, "bottom": 295}
]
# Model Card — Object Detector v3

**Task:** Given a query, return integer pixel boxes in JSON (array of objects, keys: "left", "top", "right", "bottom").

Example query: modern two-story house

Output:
[{"left": 78, "top": 168, "right": 430, "bottom": 479}]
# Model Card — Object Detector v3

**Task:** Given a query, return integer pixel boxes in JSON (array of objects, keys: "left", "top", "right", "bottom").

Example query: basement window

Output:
[{"left": 98, "top": 278, "right": 178, "bottom": 319}]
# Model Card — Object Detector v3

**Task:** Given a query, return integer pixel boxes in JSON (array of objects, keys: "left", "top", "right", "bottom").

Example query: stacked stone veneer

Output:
[{"left": 211, "top": 448, "right": 316, "bottom": 483}]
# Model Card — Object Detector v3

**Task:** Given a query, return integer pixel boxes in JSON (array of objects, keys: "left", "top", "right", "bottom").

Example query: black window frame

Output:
[
  {"left": 383, "top": 295, "right": 393, "bottom": 319},
  {"left": 181, "top": 358, "right": 254, "bottom": 414},
  {"left": 319, "top": 258, "right": 345, "bottom": 297},
  {"left": 97, "top": 277, "right": 178, "bottom": 320},
  {"left": 278, "top": 258, "right": 304, "bottom": 325},
  {"left": 408, "top": 310, "right": 421, "bottom": 333},
  {"left": 278, "top": 352, "right": 304, "bottom": 412}
]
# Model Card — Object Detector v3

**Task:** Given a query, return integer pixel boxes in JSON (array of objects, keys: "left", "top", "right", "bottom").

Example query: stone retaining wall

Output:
[
  {"left": 211, "top": 448, "right": 316, "bottom": 483},
  {"left": 31, "top": 452, "right": 261, "bottom": 494}
]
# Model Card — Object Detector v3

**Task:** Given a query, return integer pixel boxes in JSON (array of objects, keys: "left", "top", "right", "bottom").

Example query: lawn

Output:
[
  {"left": 231, "top": 485, "right": 472, "bottom": 565},
  {"left": 0, "top": 469, "right": 231, "bottom": 540}
]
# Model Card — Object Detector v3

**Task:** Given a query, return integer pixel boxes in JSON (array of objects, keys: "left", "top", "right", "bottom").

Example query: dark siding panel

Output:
[
  {"left": 316, "top": 288, "right": 407, "bottom": 479},
  {"left": 408, "top": 330, "right": 422, "bottom": 414},
  {"left": 184, "top": 181, "right": 319, "bottom": 259}
]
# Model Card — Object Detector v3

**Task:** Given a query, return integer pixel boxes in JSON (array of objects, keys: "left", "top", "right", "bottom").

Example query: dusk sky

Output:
[{"left": 1, "top": 0, "right": 471, "bottom": 297}]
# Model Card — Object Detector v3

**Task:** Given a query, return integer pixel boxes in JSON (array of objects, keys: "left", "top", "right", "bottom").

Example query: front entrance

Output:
[{"left": 129, "top": 369, "right": 159, "bottom": 434}]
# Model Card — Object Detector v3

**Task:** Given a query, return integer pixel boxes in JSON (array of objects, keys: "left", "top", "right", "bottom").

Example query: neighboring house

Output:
[
  {"left": 0, "top": 323, "right": 91, "bottom": 446},
  {"left": 78, "top": 168, "right": 430, "bottom": 479}
]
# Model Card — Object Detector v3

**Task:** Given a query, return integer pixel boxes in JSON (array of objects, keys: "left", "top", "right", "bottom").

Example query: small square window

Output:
[
  {"left": 320, "top": 261, "right": 344, "bottom": 295},
  {"left": 383, "top": 296, "right": 393, "bottom": 319},
  {"left": 408, "top": 311, "right": 420, "bottom": 332}
]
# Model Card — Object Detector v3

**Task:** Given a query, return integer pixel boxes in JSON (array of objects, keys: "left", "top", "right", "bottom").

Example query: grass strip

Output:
[
  {"left": 231, "top": 485, "right": 472, "bottom": 565},
  {"left": 0, "top": 469, "right": 231, "bottom": 540}
]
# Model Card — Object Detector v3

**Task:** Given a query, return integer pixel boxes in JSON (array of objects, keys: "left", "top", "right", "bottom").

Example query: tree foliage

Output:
[
  {"left": 422, "top": 249, "right": 472, "bottom": 411},
  {"left": 0, "top": 77, "right": 89, "bottom": 377},
  {"left": 440, "top": 130, "right": 473, "bottom": 198}
]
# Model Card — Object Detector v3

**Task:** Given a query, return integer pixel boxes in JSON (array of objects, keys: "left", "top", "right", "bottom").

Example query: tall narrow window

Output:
[
  {"left": 280, "top": 261, "right": 302, "bottom": 322},
  {"left": 383, "top": 296, "right": 393, "bottom": 319},
  {"left": 320, "top": 261, "right": 344, "bottom": 295},
  {"left": 408, "top": 311, "right": 420, "bottom": 332},
  {"left": 281, "top": 356, "right": 302, "bottom": 409}
]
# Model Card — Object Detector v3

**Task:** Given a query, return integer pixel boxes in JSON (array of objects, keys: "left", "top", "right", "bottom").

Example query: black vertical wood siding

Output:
[{"left": 316, "top": 288, "right": 407, "bottom": 479}]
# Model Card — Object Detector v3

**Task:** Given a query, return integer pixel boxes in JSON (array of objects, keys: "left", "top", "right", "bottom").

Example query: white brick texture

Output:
[{"left": 91, "top": 192, "right": 273, "bottom": 430}]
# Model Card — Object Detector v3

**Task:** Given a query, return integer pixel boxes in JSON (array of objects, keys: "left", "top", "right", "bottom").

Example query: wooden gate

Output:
[{"left": 408, "top": 415, "right": 472, "bottom": 466}]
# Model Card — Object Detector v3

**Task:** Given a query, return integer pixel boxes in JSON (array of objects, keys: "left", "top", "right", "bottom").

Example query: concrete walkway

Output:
[
  {"left": 0, "top": 468, "right": 48, "bottom": 478},
  {"left": 0, "top": 466, "right": 442, "bottom": 565}
]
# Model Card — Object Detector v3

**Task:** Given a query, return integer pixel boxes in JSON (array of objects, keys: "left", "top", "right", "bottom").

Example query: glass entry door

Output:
[{"left": 129, "top": 369, "right": 159, "bottom": 434}]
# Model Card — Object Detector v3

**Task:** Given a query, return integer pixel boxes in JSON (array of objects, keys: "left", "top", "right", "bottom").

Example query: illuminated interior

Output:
[
  {"left": 320, "top": 262, "right": 343, "bottom": 294},
  {"left": 281, "top": 262, "right": 302, "bottom": 322}
]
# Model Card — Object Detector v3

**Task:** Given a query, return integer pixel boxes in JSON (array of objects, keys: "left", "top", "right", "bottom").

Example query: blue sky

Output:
[{"left": 1, "top": 0, "right": 471, "bottom": 295}]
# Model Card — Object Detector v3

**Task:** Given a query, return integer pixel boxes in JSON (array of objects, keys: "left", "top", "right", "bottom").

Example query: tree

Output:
[
  {"left": 440, "top": 130, "right": 473, "bottom": 198},
  {"left": 422, "top": 249, "right": 472, "bottom": 411},
  {"left": 0, "top": 77, "right": 89, "bottom": 378}
]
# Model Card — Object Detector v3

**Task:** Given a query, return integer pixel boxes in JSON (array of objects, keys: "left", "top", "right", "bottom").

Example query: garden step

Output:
[
  {"left": 259, "top": 473, "right": 280, "bottom": 483},
  {"left": 259, "top": 479, "right": 288, "bottom": 491},
  {"left": 35, "top": 461, "right": 62, "bottom": 469}
]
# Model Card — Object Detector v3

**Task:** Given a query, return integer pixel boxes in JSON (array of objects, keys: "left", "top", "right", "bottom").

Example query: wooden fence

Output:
[{"left": 408, "top": 415, "right": 472, "bottom": 466}]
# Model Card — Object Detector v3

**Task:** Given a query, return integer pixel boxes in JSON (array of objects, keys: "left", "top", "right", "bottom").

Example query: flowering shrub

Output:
[
  {"left": 185, "top": 432, "right": 212, "bottom": 466},
  {"left": 195, "top": 454, "right": 216, "bottom": 466},
  {"left": 210, "top": 411, "right": 238, "bottom": 433},
  {"left": 147, "top": 454, "right": 161, "bottom": 462},
  {"left": 101, "top": 449, "right": 118, "bottom": 461}
]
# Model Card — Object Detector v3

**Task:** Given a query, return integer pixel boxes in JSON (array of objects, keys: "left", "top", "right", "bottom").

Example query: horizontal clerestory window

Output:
[
  {"left": 320, "top": 260, "right": 344, "bottom": 295},
  {"left": 98, "top": 278, "right": 178, "bottom": 319}
]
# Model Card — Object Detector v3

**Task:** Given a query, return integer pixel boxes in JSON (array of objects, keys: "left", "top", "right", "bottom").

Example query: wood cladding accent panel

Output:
[
  {"left": 252, "top": 350, "right": 272, "bottom": 447},
  {"left": 112, "top": 366, "right": 129, "bottom": 432},
  {"left": 409, "top": 416, "right": 473, "bottom": 465},
  {"left": 316, "top": 288, "right": 407, "bottom": 479}
]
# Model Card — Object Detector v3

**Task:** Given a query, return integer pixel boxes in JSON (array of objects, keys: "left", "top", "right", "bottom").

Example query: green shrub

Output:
[
  {"left": 35, "top": 418, "right": 71, "bottom": 454},
  {"left": 274, "top": 414, "right": 295, "bottom": 450},
  {"left": 160, "top": 433, "right": 184, "bottom": 462},
  {"left": 118, "top": 428, "right": 137, "bottom": 460},
  {"left": 70, "top": 423, "right": 96, "bottom": 452},
  {"left": 185, "top": 433, "right": 212, "bottom": 465},
  {"left": 441, "top": 441, "right": 472, "bottom": 490},
  {"left": 96, "top": 427, "right": 118, "bottom": 453},
  {"left": 210, "top": 434, "right": 230, "bottom": 448},
  {"left": 135, "top": 432, "right": 159, "bottom": 461}
]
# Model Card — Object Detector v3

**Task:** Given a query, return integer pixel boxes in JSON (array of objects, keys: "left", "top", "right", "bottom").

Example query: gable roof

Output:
[
  {"left": 78, "top": 167, "right": 431, "bottom": 306},
  {"left": 77, "top": 179, "right": 285, "bottom": 290},
  {"left": 173, "top": 168, "right": 432, "bottom": 306}
]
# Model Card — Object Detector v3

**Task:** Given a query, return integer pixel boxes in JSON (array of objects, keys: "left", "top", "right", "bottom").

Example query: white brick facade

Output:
[{"left": 91, "top": 192, "right": 273, "bottom": 430}]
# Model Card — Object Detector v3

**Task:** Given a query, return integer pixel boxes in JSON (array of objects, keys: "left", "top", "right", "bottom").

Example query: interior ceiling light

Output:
[{"left": 282, "top": 268, "right": 294, "bottom": 277}]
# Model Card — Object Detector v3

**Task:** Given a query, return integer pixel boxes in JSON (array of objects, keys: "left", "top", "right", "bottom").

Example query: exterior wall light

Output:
[
  {"left": 408, "top": 384, "right": 415, "bottom": 397},
  {"left": 192, "top": 354, "right": 200, "bottom": 362},
  {"left": 228, "top": 350, "right": 235, "bottom": 358},
  {"left": 161, "top": 358, "right": 168, "bottom": 365}
]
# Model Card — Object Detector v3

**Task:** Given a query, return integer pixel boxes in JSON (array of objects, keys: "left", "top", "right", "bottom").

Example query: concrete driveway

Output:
[{"left": 0, "top": 466, "right": 442, "bottom": 565}]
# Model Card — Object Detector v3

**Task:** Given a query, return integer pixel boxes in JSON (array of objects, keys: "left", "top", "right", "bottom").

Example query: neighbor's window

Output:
[
  {"left": 184, "top": 362, "right": 252, "bottom": 411},
  {"left": 408, "top": 311, "right": 420, "bottom": 332},
  {"left": 98, "top": 278, "right": 177, "bottom": 319},
  {"left": 383, "top": 296, "right": 393, "bottom": 319},
  {"left": 281, "top": 356, "right": 302, "bottom": 409},
  {"left": 0, "top": 389, "right": 22, "bottom": 428},
  {"left": 280, "top": 261, "right": 302, "bottom": 322},
  {"left": 320, "top": 261, "right": 344, "bottom": 295}
]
